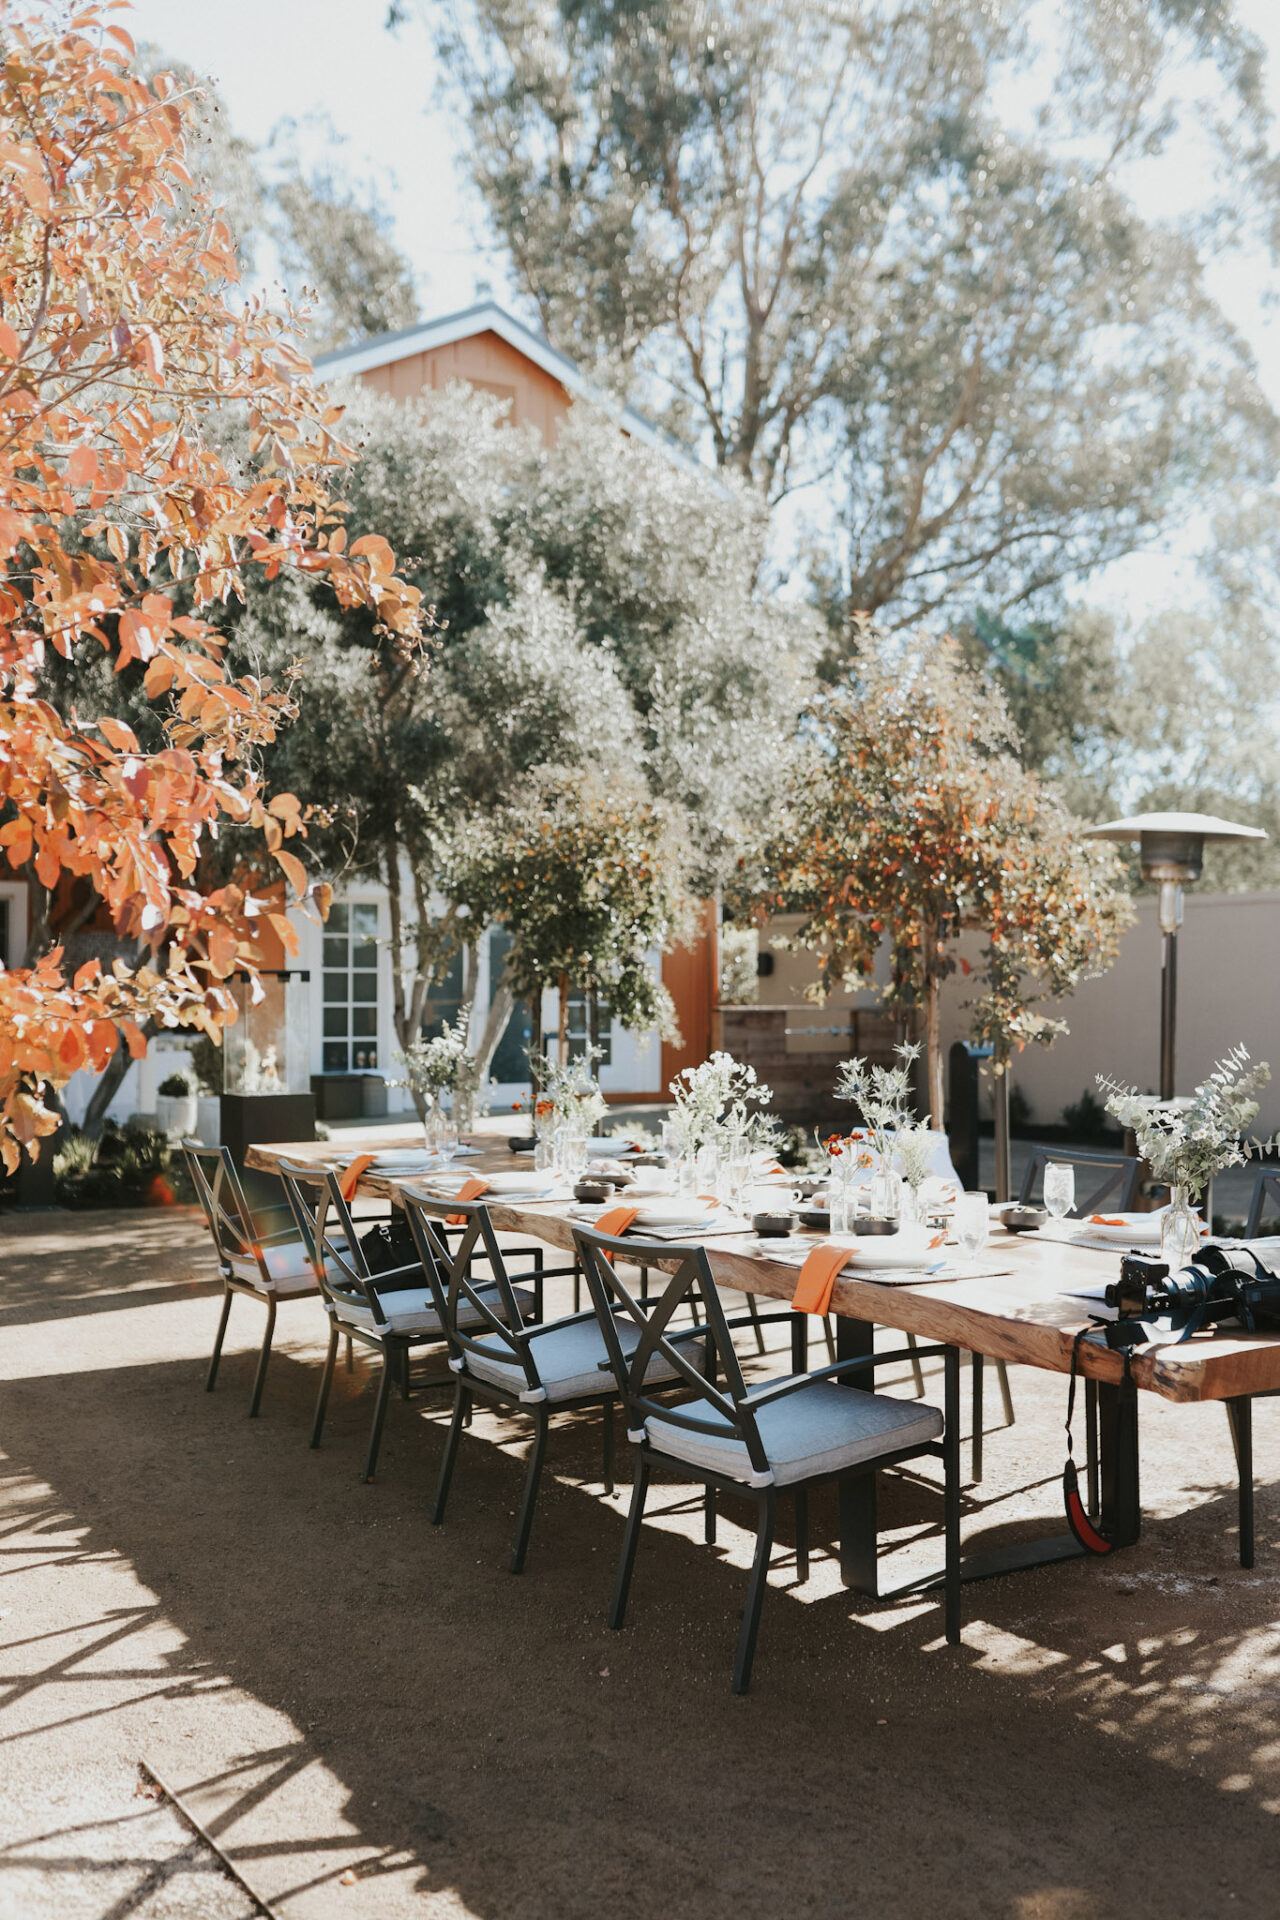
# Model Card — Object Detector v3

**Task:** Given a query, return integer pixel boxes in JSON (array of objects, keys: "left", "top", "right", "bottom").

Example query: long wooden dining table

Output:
[{"left": 246, "top": 1134, "right": 1280, "bottom": 1592}]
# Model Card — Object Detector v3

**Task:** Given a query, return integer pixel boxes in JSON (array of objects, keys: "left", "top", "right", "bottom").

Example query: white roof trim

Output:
[{"left": 311, "top": 298, "right": 700, "bottom": 469}]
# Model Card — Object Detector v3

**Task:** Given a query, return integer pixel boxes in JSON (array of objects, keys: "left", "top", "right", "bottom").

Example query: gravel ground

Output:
[{"left": 2, "top": 1203, "right": 1280, "bottom": 1918}]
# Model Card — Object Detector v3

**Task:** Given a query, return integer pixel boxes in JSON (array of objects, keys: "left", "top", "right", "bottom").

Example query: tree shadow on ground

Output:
[{"left": 3, "top": 1311, "right": 1280, "bottom": 1920}]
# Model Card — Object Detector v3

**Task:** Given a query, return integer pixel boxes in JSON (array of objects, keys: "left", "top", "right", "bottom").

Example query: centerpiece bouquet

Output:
[
  {"left": 538, "top": 1053, "right": 609, "bottom": 1132},
  {"left": 1098, "top": 1044, "right": 1271, "bottom": 1264},
  {"left": 834, "top": 1042, "right": 922, "bottom": 1219},
  {"left": 394, "top": 1009, "right": 481, "bottom": 1139},
  {"left": 669, "top": 1053, "right": 773, "bottom": 1149}
]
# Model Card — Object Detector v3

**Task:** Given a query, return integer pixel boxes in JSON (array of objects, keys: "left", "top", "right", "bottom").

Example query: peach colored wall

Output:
[{"left": 358, "top": 331, "right": 572, "bottom": 444}]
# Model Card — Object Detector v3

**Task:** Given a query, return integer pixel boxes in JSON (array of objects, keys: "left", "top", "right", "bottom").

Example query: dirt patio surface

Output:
[{"left": 2, "top": 1204, "right": 1280, "bottom": 1919}]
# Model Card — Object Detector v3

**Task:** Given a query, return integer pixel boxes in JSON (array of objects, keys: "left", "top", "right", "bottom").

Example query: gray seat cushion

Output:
[
  {"left": 462, "top": 1314, "right": 703, "bottom": 1405},
  {"left": 339, "top": 1282, "right": 534, "bottom": 1339},
  {"left": 644, "top": 1378, "right": 942, "bottom": 1488},
  {"left": 227, "top": 1241, "right": 322, "bottom": 1296}
]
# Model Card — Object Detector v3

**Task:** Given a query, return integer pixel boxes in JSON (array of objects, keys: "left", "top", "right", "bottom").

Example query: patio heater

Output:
[{"left": 1082, "top": 812, "right": 1266, "bottom": 1101}]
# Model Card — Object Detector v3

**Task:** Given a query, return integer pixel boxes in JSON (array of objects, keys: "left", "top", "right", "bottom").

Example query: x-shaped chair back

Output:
[
  {"left": 1018, "top": 1147, "right": 1140, "bottom": 1218},
  {"left": 1245, "top": 1167, "right": 1280, "bottom": 1238},
  {"left": 573, "top": 1225, "right": 772, "bottom": 1483},
  {"left": 184, "top": 1142, "right": 278, "bottom": 1291},
  {"left": 276, "top": 1163, "right": 420, "bottom": 1332},
  {"left": 398, "top": 1190, "right": 540, "bottom": 1390}
]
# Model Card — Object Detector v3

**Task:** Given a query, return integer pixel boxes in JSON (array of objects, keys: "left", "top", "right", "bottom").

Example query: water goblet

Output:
[
  {"left": 1043, "top": 1162, "right": 1075, "bottom": 1222},
  {"left": 953, "top": 1191, "right": 989, "bottom": 1258}
]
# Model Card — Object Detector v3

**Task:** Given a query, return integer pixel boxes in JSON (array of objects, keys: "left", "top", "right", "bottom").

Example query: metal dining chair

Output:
[
  {"left": 185, "top": 1142, "right": 327, "bottom": 1418},
  {"left": 401, "top": 1188, "right": 707, "bottom": 1573},
  {"left": 1018, "top": 1147, "right": 1141, "bottom": 1216},
  {"left": 1244, "top": 1166, "right": 1280, "bottom": 1238},
  {"left": 574, "top": 1221, "right": 961, "bottom": 1694},
  {"left": 277, "top": 1164, "right": 537, "bottom": 1484}
]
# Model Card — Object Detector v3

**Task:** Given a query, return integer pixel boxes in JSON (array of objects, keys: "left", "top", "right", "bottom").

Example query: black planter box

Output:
[{"left": 219, "top": 1092, "right": 316, "bottom": 1204}]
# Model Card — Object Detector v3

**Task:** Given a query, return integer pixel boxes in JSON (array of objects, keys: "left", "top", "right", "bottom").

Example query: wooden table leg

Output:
[
  {"left": 837, "top": 1316, "right": 878, "bottom": 1595},
  {"left": 1228, "top": 1396, "right": 1254, "bottom": 1569}
]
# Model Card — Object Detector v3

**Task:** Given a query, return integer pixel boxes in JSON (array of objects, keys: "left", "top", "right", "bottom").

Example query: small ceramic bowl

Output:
[
  {"left": 796, "top": 1206, "right": 830, "bottom": 1232},
  {"left": 1000, "top": 1205, "right": 1047, "bottom": 1233},
  {"left": 507, "top": 1135, "right": 536, "bottom": 1155},
  {"left": 855, "top": 1217, "right": 899, "bottom": 1237},
  {"left": 751, "top": 1211, "right": 795, "bottom": 1238},
  {"left": 574, "top": 1177, "right": 617, "bottom": 1204}
]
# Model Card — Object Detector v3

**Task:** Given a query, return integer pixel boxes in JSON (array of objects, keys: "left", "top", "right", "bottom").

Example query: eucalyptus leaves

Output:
[
  {"left": 1098, "top": 1046, "right": 1272, "bottom": 1198},
  {"left": 834, "top": 1043, "right": 921, "bottom": 1166}
]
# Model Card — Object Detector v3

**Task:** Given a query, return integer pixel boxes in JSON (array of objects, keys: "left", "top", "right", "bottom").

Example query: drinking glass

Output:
[
  {"left": 563, "top": 1128, "right": 589, "bottom": 1179},
  {"left": 829, "top": 1184, "right": 859, "bottom": 1237},
  {"left": 1043, "top": 1162, "right": 1075, "bottom": 1221},
  {"left": 695, "top": 1140, "right": 721, "bottom": 1199},
  {"left": 727, "top": 1138, "right": 753, "bottom": 1212},
  {"left": 430, "top": 1115, "right": 459, "bottom": 1166},
  {"left": 661, "top": 1118, "right": 685, "bottom": 1163},
  {"left": 953, "top": 1191, "right": 988, "bottom": 1257}
]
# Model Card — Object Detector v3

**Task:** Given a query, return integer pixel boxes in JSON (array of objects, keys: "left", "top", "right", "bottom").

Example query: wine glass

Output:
[
  {"left": 1043, "top": 1162, "right": 1075, "bottom": 1222},
  {"left": 953, "top": 1191, "right": 988, "bottom": 1258}
]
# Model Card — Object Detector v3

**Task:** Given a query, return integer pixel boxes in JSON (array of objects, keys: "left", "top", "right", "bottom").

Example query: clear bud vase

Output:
[
  {"left": 869, "top": 1163, "right": 902, "bottom": 1225},
  {"left": 1160, "top": 1184, "right": 1201, "bottom": 1270},
  {"left": 900, "top": 1182, "right": 922, "bottom": 1232}
]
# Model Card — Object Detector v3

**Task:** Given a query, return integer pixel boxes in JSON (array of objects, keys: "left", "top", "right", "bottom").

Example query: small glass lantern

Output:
[{"left": 222, "top": 971, "right": 311, "bottom": 1095}]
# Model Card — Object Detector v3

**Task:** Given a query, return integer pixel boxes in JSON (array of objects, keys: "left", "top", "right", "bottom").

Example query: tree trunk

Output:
[
  {"left": 529, "top": 987, "right": 544, "bottom": 1093},
  {"left": 924, "top": 974, "right": 944, "bottom": 1127},
  {"left": 384, "top": 849, "right": 427, "bottom": 1123},
  {"left": 473, "top": 981, "right": 515, "bottom": 1091},
  {"left": 82, "top": 1016, "right": 156, "bottom": 1136},
  {"left": 557, "top": 972, "right": 569, "bottom": 1063}
]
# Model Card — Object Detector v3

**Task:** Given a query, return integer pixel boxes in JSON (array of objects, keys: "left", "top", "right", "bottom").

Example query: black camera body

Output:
[
  {"left": 1107, "top": 1253, "right": 1170, "bottom": 1319},
  {"left": 1103, "top": 1244, "right": 1280, "bottom": 1341}
]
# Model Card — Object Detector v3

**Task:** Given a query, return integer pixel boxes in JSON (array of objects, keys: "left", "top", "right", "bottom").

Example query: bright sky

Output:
[{"left": 123, "top": 0, "right": 1280, "bottom": 616}]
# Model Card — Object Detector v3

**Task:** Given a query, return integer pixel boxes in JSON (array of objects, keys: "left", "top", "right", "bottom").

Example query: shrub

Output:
[
  {"left": 157, "top": 1073, "right": 191, "bottom": 1098},
  {"left": 52, "top": 1122, "right": 194, "bottom": 1210},
  {"left": 1063, "top": 1088, "right": 1111, "bottom": 1140}
]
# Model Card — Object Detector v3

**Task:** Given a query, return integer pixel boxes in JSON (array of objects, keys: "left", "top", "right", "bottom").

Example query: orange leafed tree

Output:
[{"left": 0, "top": 0, "right": 425, "bottom": 1168}]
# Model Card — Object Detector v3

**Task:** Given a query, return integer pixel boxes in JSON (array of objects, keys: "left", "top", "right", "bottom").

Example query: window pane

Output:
[
  {"left": 352, "top": 1007, "right": 378, "bottom": 1037},
  {"left": 322, "top": 1040, "right": 349, "bottom": 1072},
  {"left": 351, "top": 940, "right": 377, "bottom": 970},
  {"left": 323, "top": 1008, "right": 347, "bottom": 1037},
  {"left": 323, "top": 936, "right": 348, "bottom": 968},
  {"left": 322, "top": 972, "right": 347, "bottom": 1004},
  {"left": 327, "top": 904, "right": 349, "bottom": 933},
  {"left": 352, "top": 972, "right": 377, "bottom": 1003},
  {"left": 352, "top": 903, "right": 378, "bottom": 939}
]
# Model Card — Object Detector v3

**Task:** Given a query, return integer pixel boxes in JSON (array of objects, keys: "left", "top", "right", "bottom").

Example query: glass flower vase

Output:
[
  {"left": 868, "top": 1166, "right": 902, "bottom": 1225},
  {"left": 1160, "top": 1184, "right": 1201, "bottom": 1270}
]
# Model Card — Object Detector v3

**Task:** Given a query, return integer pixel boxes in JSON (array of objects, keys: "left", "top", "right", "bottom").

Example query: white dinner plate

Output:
[
  {"left": 843, "top": 1234, "right": 948, "bottom": 1272},
  {"left": 1077, "top": 1210, "right": 1200, "bottom": 1248}
]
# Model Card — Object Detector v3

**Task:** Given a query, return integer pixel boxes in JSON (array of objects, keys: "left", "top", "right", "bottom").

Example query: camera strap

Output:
[{"left": 1062, "top": 1326, "right": 1126, "bottom": 1555}]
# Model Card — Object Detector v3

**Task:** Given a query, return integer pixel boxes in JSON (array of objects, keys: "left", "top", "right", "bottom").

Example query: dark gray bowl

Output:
[
  {"left": 855, "top": 1217, "right": 899, "bottom": 1237},
  {"left": 1001, "top": 1205, "right": 1047, "bottom": 1233},
  {"left": 751, "top": 1211, "right": 794, "bottom": 1238}
]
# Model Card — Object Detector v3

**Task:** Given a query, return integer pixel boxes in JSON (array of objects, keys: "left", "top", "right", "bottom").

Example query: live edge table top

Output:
[{"left": 245, "top": 1135, "right": 1280, "bottom": 1408}]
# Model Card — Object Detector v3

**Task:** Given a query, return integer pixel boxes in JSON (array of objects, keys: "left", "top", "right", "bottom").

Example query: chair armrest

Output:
[
  {"left": 368, "top": 1262, "right": 428, "bottom": 1293},
  {"left": 745, "top": 1345, "right": 948, "bottom": 1411}
]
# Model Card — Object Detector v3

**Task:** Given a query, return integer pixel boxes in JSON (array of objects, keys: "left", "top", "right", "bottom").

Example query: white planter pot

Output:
[
  {"left": 155, "top": 1091, "right": 197, "bottom": 1141},
  {"left": 195, "top": 1094, "right": 221, "bottom": 1147}
]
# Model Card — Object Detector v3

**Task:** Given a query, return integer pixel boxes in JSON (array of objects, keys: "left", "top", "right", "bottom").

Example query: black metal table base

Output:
[{"left": 880, "top": 1531, "right": 1088, "bottom": 1600}]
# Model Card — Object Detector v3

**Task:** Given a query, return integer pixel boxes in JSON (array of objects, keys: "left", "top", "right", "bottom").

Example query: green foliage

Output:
[
  {"left": 448, "top": 766, "right": 688, "bottom": 1040},
  {"left": 156, "top": 1073, "right": 190, "bottom": 1098},
  {"left": 53, "top": 1122, "right": 194, "bottom": 1210},
  {"left": 1062, "top": 1088, "right": 1110, "bottom": 1140},
  {"left": 426, "top": 0, "right": 1278, "bottom": 631},
  {"left": 1099, "top": 1047, "right": 1271, "bottom": 1196}
]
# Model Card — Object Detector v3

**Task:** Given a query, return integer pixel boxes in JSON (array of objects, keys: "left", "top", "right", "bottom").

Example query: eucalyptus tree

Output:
[{"left": 412, "top": 0, "right": 1278, "bottom": 631}]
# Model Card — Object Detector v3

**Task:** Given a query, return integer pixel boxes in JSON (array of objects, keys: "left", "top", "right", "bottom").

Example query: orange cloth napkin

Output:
[
  {"left": 338, "top": 1154, "right": 374, "bottom": 1203},
  {"left": 791, "top": 1242, "right": 851, "bottom": 1316},
  {"left": 595, "top": 1203, "right": 641, "bottom": 1238},
  {"left": 446, "top": 1175, "right": 490, "bottom": 1225},
  {"left": 1090, "top": 1214, "right": 1126, "bottom": 1226}
]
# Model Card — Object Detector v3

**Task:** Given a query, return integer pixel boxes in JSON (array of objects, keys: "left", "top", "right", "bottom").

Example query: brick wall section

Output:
[{"left": 718, "top": 1005, "right": 906, "bottom": 1125}]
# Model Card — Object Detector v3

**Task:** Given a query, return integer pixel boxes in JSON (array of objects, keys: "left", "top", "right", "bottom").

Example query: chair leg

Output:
[
  {"left": 361, "top": 1348, "right": 395, "bottom": 1483},
  {"left": 996, "top": 1358, "right": 1015, "bottom": 1427},
  {"left": 310, "top": 1323, "right": 339, "bottom": 1449},
  {"left": 399, "top": 1345, "right": 413, "bottom": 1402},
  {"left": 733, "top": 1490, "right": 777, "bottom": 1694},
  {"left": 248, "top": 1295, "right": 277, "bottom": 1419},
  {"left": 971, "top": 1353, "right": 984, "bottom": 1483},
  {"left": 432, "top": 1382, "right": 468, "bottom": 1525},
  {"left": 601, "top": 1396, "right": 615, "bottom": 1496},
  {"left": 746, "top": 1293, "right": 767, "bottom": 1356},
  {"left": 610, "top": 1457, "right": 651, "bottom": 1629},
  {"left": 905, "top": 1331, "right": 926, "bottom": 1398},
  {"left": 823, "top": 1315, "right": 837, "bottom": 1365},
  {"left": 794, "top": 1487, "right": 809, "bottom": 1584},
  {"left": 205, "top": 1286, "right": 233, "bottom": 1392},
  {"left": 345, "top": 1333, "right": 354, "bottom": 1374},
  {"left": 944, "top": 1347, "right": 962, "bottom": 1646},
  {"left": 510, "top": 1407, "right": 549, "bottom": 1575},
  {"left": 705, "top": 1485, "right": 717, "bottom": 1545}
]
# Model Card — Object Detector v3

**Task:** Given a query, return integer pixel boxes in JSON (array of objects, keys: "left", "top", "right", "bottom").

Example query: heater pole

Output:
[{"left": 1159, "top": 927, "right": 1177, "bottom": 1103}]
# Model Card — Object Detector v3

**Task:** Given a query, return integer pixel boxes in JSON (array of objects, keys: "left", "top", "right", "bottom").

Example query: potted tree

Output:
[{"left": 155, "top": 1073, "right": 197, "bottom": 1142}]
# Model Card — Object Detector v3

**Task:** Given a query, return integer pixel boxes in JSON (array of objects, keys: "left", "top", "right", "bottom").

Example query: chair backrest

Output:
[
  {"left": 276, "top": 1162, "right": 415, "bottom": 1330},
  {"left": 572, "top": 1224, "right": 773, "bottom": 1482},
  {"left": 398, "top": 1190, "right": 541, "bottom": 1388},
  {"left": 1018, "top": 1146, "right": 1140, "bottom": 1217},
  {"left": 1245, "top": 1166, "right": 1280, "bottom": 1238},
  {"left": 183, "top": 1141, "right": 270, "bottom": 1287}
]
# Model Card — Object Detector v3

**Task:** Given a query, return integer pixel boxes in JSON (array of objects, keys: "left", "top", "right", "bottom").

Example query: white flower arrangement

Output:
[
  {"left": 834, "top": 1042, "right": 921, "bottom": 1166},
  {"left": 669, "top": 1051, "right": 774, "bottom": 1152},
  {"left": 893, "top": 1117, "right": 936, "bottom": 1194},
  {"left": 537, "top": 1052, "right": 608, "bottom": 1130},
  {"left": 1097, "top": 1045, "right": 1271, "bottom": 1198},
  {"left": 393, "top": 1009, "right": 476, "bottom": 1103}
]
